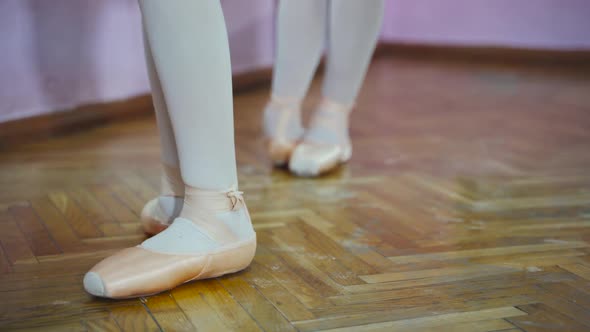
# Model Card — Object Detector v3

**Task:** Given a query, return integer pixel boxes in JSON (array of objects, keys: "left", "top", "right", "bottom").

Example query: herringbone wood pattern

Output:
[{"left": 1, "top": 55, "right": 590, "bottom": 331}]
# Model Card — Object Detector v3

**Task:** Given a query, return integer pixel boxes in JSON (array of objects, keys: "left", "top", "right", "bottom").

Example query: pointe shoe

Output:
[
  {"left": 289, "top": 143, "right": 352, "bottom": 177},
  {"left": 263, "top": 96, "right": 304, "bottom": 166},
  {"left": 289, "top": 99, "right": 353, "bottom": 177},
  {"left": 84, "top": 185, "right": 256, "bottom": 299},
  {"left": 140, "top": 197, "right": 177, "bottom": 235},
  {"left": 140, "top": 166, "right": 185, "bottom": 235}
]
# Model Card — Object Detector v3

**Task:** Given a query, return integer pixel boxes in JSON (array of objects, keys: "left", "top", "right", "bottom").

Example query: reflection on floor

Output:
[{"left": 1, "top": 54, "right": 590, "bottom": 331}]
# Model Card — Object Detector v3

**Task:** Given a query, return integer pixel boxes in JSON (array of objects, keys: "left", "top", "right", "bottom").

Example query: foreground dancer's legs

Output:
[
  {"left": 84, "top": 0, "right": 256, "bottom": 299},
  {"left": 140, "top": 30, "right": 184, "bottom": 235},
  {"left": 289, "top": 0, "right": 385, "bottom": 176},
  {"left": 263, "top": 0, "right": 328, "bottom": 165}
]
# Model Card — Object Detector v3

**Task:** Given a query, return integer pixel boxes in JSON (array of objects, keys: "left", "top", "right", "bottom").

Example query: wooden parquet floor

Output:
[{"left": 1, "top": 55, "right": 590, "bottom": 331}]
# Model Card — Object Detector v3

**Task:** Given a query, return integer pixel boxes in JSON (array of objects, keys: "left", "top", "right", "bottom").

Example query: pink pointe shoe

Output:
[
  {"left": 140, "top": 197, "right": 177, "bottom": 235},
  {"left": 263, "top": 96, "right": 304, "bottom": 166},
  {"left": 84, "top": 186, "right": 256, "bottom": 299},
  {"left": 289, "top": 99, "right": 352, "bottom": 177},
  {"left": 141, "top": 165, "right": 185, "bottom": 235}
]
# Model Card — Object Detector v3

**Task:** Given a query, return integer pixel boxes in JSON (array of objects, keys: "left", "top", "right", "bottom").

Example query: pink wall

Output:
[
  {"left": 1, "top": 0, "right": 589, "bottom": 123},
  {"left": 382, "top": 0, "right": 590, "bottom": 49},
  {"left": 0, "top": 0, "right": 275, "bottom": 123},
  {"left": 1, "top": 0, "right": 147, "bottom": 123}
]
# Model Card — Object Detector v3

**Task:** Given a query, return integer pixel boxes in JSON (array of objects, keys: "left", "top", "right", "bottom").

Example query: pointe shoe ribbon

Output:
[
  {"left": 182, "top": 185, "right": 244, "bottom": 213},
  {"left": 226, "top": 185, "right": 244, "bottom": 211}
]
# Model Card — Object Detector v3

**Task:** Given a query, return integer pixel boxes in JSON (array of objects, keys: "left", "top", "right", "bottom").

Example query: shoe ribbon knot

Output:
[{"left": 226, "top": 187, "right": 244, "bottom": 211}]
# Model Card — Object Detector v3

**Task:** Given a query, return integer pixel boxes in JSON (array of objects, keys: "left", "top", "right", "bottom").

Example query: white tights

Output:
[
  {"left": 265, "top": 0, "right": 385, "bottom": 168},
  {"left": 139, "top": 0, "right": 247, "bottom": 253},
  {"left": 272, "top": 0, "right": 385, "bottom": 105},
  {"left": 142, "top": 0, "right": 237, "bottom": 191}
]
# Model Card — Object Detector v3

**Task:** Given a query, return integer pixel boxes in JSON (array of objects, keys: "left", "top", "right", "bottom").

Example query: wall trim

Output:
[{"left": 375, "top": 42, "right": 590, "bottom": 65}]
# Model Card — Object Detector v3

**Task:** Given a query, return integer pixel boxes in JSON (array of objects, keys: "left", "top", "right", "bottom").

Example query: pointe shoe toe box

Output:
[
  {"left": 289, "top": 144, "right": 349, "bottom": 177},
  {"left": 83, "top": 272, "right": 105, "bottom": 297},
  {"left": 268, "top": 140, "right": 297, "bottom": 166},
  {"left": 84, "top": 239, "right": 256, "bottom": 299}
]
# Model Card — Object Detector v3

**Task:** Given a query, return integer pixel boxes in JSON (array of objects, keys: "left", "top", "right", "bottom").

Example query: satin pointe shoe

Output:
[
  {"left": 289, "top": 99, "right": 352, "bottom": 177},
  {"left": 140, "top": 197, "right": 177, "bottom": 235},
  {"left": 263, "top": 96, "right": 304, "bottom": 166},
  {"left": 140, "top": 165, "right": 184, "bottom": 235},
  {"left": 84, "top": 185, "right": 256, "bottom": 299}
]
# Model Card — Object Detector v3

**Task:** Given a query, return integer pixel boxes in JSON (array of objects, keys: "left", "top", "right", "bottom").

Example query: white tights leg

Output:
[
  {"left": 262, "top": 0, "right": 328, "bottom": 165},
  {"left": 141, "top": 30, "right": 184, "bottom": 231},
  {"left": 323, "top": 0, "right": 385, "bottom": 105},
  {"left": 142, "top": 2, "right": 237, "bottom": 190},
  {"left": 84, "top": 0, "right": 255, "bottom": 299},
  {"left": 269, "top": 0, "right": 385, "bottom": 175},
  {"left": 300, "top": 0, "right": 385, "bottom": 147},
  {"left": 140, "top": 0, "right": 251, "bottom": 250}
]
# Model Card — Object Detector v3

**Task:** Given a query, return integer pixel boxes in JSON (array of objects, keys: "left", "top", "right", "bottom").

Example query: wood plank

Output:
[
  {"left": 29, "top": 197, "right": 83, "bottom": 252},
  {"left": 559, "top": 263, "right": 590, "bottom": 280},
  {"left": 317, "top": 307, "right": 525, "bottom": 331},
  {"left": 108, "top": 183, "right": 146, "bottom": 216},
  {"left": 11, "top": 321, "right": 87, "bottom": 332},
  {"left": 242, "top": 262, "right": 316, "bottom": 321},
  {"left": 110, "top": 304, "right": 161, "bottom": 332},
  {"left": 48, "top": 191, "right": 103, "bottom": 238},
  {"left": 0, "top": 211, "right": 36, "bottom": 264},
  {"left": 389, "top": 241, "right": 588, "bottom": 264},
  {"left": 89, "top": 185, "right": 137, "bottom": 223},
  {"left": 219, "top": 274, "right": 296, "bottom": 331},
  {"left": 508, "top": 303, "right": 590, "bottom": 332},
  {"left": 141, "top": 292, "right": 195, "bottom": 331},
  {"left": 8, "top": 204, "right": 61, "bottom": 256},
  {"left": 360, "top": 265, "right": 519, "bottom": 283},
  {"left": 66, "top": 188, "right": 115, "bottom": 225},
  {"left": 0, "top": 244, "right": 11, "bottom": 274},
  {"left": 172, "top": 280, "right": 261, "bottom": 331},
  {"left": 84, "top": 317, "right": 123, "bottom": 332}
]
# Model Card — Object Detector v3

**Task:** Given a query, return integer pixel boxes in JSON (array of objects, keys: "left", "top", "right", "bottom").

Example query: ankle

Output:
[
  {"left": 264, "top": 95, "right": 304, "bottom": 141},
  {"left": 306, "top": 98, "right": 353, "bottom": 145},
  {"left": 178, "top": 184, "right": 253, "bottom": 245},
  {"left": 180, "top": 184, "right": 244, "bottom": 218},
  {"left": 160, "top": 164, "right": 185, "bottom": 197},
  {"left": 156, "top": 196, "right": 184, "bottom": 219}
]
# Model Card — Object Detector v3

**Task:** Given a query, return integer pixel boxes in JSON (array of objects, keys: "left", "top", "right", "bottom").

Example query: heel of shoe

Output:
[
  {"left": 140, "top": 199, "right": 171, "bottom": 235},
  {"left": 141, "top": 218, "right": 169, "bottom": 236},
  {"left": 195, "top": 237, "right": 257, "bottom": 280},
  {"left": 268, "top": 140, "right": 296, "bottom": 166}
]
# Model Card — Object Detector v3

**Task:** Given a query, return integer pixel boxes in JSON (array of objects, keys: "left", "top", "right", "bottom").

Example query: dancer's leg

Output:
[
  {"left": 142, "top": 3, "right": 238, "bottom": 190},
  {"left": 140, "top": 29, "right": 184, "bottom": 234},
  {"left": 263, "top": 0, "right": 328, "bottom": 165},
  {"left": 143, "top": 29, "right": 180, "bottom": 170},
  {"left": 323, "top": 0, "right": 385, "bottom": 105},
  {"left": 84, "top": 0, "right": 255, "bottom": 299},
  {"left": 271, "top": 0, "right": 328, "bottom": 100},
  {"left": 290, "top": 0, "right": 385, "bottom": 176}
]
